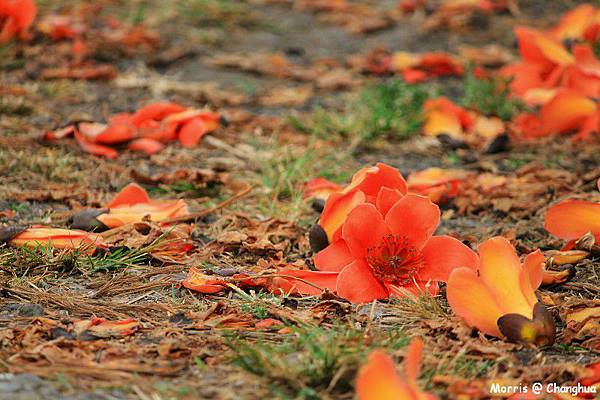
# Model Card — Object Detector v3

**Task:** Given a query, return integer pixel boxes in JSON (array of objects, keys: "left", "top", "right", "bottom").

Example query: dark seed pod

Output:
[
  {"left": 68, "top": 209, "right": 109, "bottom": 232},
  {"left": 311, "top": 198, "right": 326, "bottom": 213},
  {"left": 497, "top": 302, "right": 555, "bottom": 346},
  {"left": 485, "top": 133, "right": 510, "bottom": 154},
  {"left": 0, "top": 225, "right": 28, "bottom": 243},
  {"left": 309, "top": 224, "right": 329, "bottom": 253},
  {"left": 219, "top": 115, "right": 229, "bottom": 127},
  {"left": 436, "top": 133, "right": 467, "bottom": 150}
]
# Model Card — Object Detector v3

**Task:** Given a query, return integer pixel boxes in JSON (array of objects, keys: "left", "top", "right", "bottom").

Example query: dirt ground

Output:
[{"left": 1, "top": 0, "right": 599, "bottom": 399}]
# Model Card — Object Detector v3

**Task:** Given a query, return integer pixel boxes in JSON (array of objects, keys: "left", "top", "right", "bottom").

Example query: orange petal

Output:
[
  {"left": 550, "top": 4, "right": 596, "bottom": 41},
  {"left": 356, "top": 350, "right": 415, "bottom": 400},
  {"left": 319, "top": 190, "right": 366, "bottom": 242},
  {"left": 182, "top": 267, "right": 227, "bottom": 294},
  {"left": 74, "top": 130, "right": 119, "bottom": 159},
  {"left": 403, "top": 338, "right": 423, "bottom": 388},
  {"left": 375, "top": 187, "right": 403, "bottom": 217},
  {"left": 10, "top": 227, "right": 103, "bottom": 253},
  {"left": 384, "top": 194, "right": 440, "bottom": 249},
  {"left": 515, "top": 27, "right": 574, "bottom": 70},
  {"left": 336, "top": 259, "right": 389, "bottom": 303},
  {"left": 131, "top": 102, "right": 186, "bottom": 127},
  {"left": 420, "top": 235, "right": 479, "bottom": 282},
  {"left": 539, "top": 90, "right": 597, "bottom": 135},
  {"left": 519, "top": 250, "right": 544, "bottom": 307},
  {"left": 107, "top": 183, "right": 150, "bottom": 208},
  {"left": 447, "top": 267, "right": 503, "bottom": 337},
  {"left": 127, "top": 138, "right": 165, "bottom": 155},
  {"left": 545, "top": 199, "right": 600, "bottom": 242},
  {"left": 95, "top": 123, "right": 136, "bottom": 144},
  {"left": 342, "top": 203, "right": 389, "bottom": 259},
  {"left": 178, "top": 118, "right": 208, "bottom": 148},
  {"left": 343, "top": 163, "right": 408, "bottom": 199},
  {"left": 478, "top": 237, "right": 533, "bottom": 318},
  {"left": 314, "top": 239, "right": 354, "bottom": 272},
  {"left": 98, "top": 200, "right": 188, "bottom": 228},
  {"left": 271, "top": 269, "right": 339, "bottom": 295}
]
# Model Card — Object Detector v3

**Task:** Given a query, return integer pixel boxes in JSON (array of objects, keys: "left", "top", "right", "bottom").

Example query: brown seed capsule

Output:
[
  {"left": 497, "top": 303, "right": 555, "bottom": 346},
  {"left": 309, "top": 224, "right": 329, "bottom": 253},
  {"left": 0, "top": 225, "right": 28, "bottom": 243},
  {"left": 68, "top": 209, "right": 109, "bottom": 232}
]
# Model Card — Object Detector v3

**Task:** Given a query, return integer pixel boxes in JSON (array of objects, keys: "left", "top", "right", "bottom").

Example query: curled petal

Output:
[
  {"left": 179, "top": 118, "right": 209, "bottom": 148},
  {"left": 344, "top": 163, "right": 408, "bottom": 198},
  {"left": 271, "top": 269, "right": 339, "bottom": 296},
  {"left": 127, "top": 138, "right": 165, "bottom": 155},
  {"left": 182, "top": 267, "right": 227, "bottom": 294},
  {"left": 74, "top": 130, "right": 119, "bottom": 159},
  {"left": 131, "top": 102, "right": 187, "bottom": 126},
  {"left": 539, "top": 90, "right": 597, "bottom": 135}
]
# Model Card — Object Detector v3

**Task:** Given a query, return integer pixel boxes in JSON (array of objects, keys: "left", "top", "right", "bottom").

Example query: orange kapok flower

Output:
[
  {"left": 422, "top": 97, "right": 473, "bottom": 140},
  {"left": 313, "top": 193, "right": 478, "bottom": 303},
  {"left": 2, "top": 226, "right": 104, "bottom": 254},
  {"left": 0, "top": 0, "right": 36, "bottom": 43},
  {"left": 96, "top": 183, "right": 189, "bottom": 228},
  {"left": 545, "top": 199, "right": 600, "bottom": 243},
  {"left": 447, "top": 237, "right": 555, "bottom": 345},
  {"left": 356, "top": 338, "right": 437, "bottom": 400},
  {"left": 69, "top": 183, "right": 189, "bottom": 231},
  {"left": 310, "top": 163, "right": 408, "bottom": 251}
]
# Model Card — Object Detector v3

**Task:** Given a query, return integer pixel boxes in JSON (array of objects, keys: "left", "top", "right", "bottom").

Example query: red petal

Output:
[
  {"left": 375, "top": 187, "right": 404, "bottom": 217},
  {"left": 74, "top": 130, "right": 119, "bottom": 159},
  {"left": 178, "top": 118, "right": 208, "bottom": 148},
  {"left": 384, "top": 194, "right": 440, "bottom": 249},
  {"left": 342, "top": 203, "right": 389, "bottom": 259},
  {"left": 271, "top": 269, "right": 339, "bottom": 296},
  {"left": 314, "top": 239, "right": 354, "bottom": 272},
  {"left": 336, "top": 259, "right": 388, "bottom": 303},
  {"left": 107, "top": 183, "right": 150, "bottom": 208},
  {"left": 131, "top": 102, "right": 186, "bottom": 127},
  {"left": 127, "top": 138, "right": 165, "bottom": 155},
  {"left": 420, "top": 235, "right": 479, "bottom": 282}
]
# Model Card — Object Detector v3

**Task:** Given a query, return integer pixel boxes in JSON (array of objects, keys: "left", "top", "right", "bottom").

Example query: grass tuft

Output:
[{"left": 230, "top": 323, "right": 409, "bottom": 399}]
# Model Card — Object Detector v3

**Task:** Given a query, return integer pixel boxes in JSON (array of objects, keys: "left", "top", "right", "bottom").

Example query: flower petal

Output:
[
  {"left": 375, "top": 187, "right": 403, "bottom": 217},
  {"left": 539, "top": 90, "right": 597, "bottom": 135},
  {"left": 342, "top": 204, "right": 389, "bottom": 259},
  {"left": 271, "top": 270, "right": 339, "bottom": 296},
  {"left": 420, "top": 235, "right": 479, "bottom": 282},
  {"left": 545, "top": 199, "right": 600, "bottom": 242},
  {"left": 314, "top": 239, "right": 354, "bottom": 272},
  {"left": 319, "top": 191, "right": 366, "bottom": 242},
  {"left": 127, "top": 138, "right": 165, "bottom": 155},
  {"left": 356, "top": 350, "right": 414, "bottom": 400},
  {"left": 384, "top": 194, "right": 440, "bottom": 249},
  {"left": 336, "top": 259, "right": 388, "bottom": 303},
  {"left": 107, "top": 183, "right": 150, "bottom": 208},
  {"left": 179, "top": 118, "right": 209, "bottom": 148},
  {"left": 478, "top": 237, "right": 533, "bottom": 318},
  {"left": 344, "top": 163, "right": 408, "bottom": 198},
  {"left": 447, "top": 267, "right": 503, "bottom": 337}
]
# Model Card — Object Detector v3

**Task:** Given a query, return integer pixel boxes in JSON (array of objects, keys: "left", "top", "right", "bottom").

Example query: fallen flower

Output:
[
  {"left": 182, "top": 267, "right": 228, "bottom": 294},
  {"left": 422, "top": 97, "right": 473, "bottom": 140},
  {"left": 447, "top": 236, "right": 555, "bottom": 345},
  {"left": 43, "top": 102, "right": 221, "bottom": 157},
  {"left": 310, "top": 163, "right": 408, "bottom": 251},
  {"left": 407, "top": 167, "right": 472, "bottom": 204},
  {"left": 356, "top": 338, "right": 437, "bottom": 400},
  {"left": 0, "top": 0, "right": 36, "bottom": 43},
  {"left": 73, "top": 318, "right": 139, "bottom": 338},
  {"left": 69, "top": 183, "right": 189, "bottom": 231},
  {"left": 545, "top": 199, "right": 600, "bottom": 243},
  {"left": 0, "top": 225, "right": 104, "bottom": 253}
]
